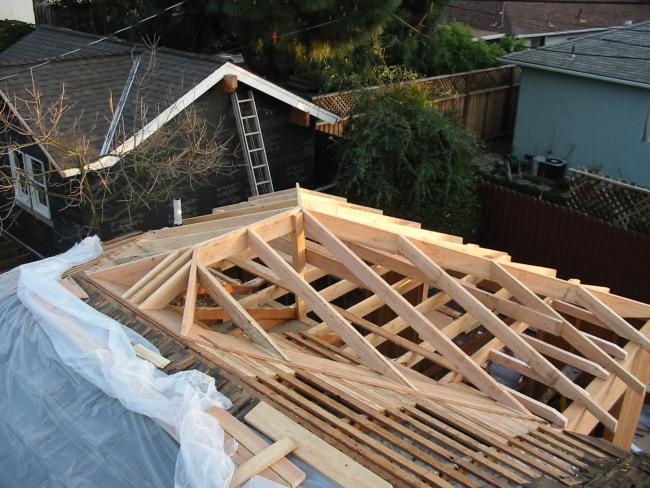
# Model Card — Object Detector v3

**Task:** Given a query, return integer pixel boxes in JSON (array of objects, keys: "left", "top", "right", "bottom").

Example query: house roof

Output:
[
  {"left": 445, "top": 0, "right": 650, "bottom": 38},
  {"left": 500, "top": 21, "right": 650, "bottom": 88},
  {"left": 0, "top": 26, "right": 338, "bottom": 175},
  {"left": 72, "top": 187, "right": 650, "bottom": 468}
]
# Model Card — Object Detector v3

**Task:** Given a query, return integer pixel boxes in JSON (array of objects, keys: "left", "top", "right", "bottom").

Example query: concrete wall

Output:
[
  {"left": 512, "top": 68, "right": 650, "bottom": 187},
  {"left": 0, "top": 0, "right": 35, "bottom": 23}
]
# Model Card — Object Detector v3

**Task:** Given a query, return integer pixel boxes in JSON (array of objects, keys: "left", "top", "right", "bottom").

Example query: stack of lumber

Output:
[{"left": 69, "top": 187, "right": 650, "bottom": 487}]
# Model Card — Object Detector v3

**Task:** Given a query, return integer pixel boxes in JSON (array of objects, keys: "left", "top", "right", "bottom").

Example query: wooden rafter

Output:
[
  {"left": 303, "top": 210, "right": 525, "bottom": 411},
  {"left": 81, "top": 187, "right": 650, "bottom": 453},
  {"left": 398, "top": 235, "right": 617, "bottom": 431},
  {"left": 196, "top": 263, "right": 288, "bottom": 360},
  {"left": 246, "top": 227, "right": 415, "bottom": 388}
]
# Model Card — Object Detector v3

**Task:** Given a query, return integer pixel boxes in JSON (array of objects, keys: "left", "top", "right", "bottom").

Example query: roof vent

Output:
[{"left": 624, "top": 20, "right": 633, "bottom": 26}]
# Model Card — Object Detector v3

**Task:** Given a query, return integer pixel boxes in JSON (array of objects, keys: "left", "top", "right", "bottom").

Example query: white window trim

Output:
[
  {"left": 8, "top": 151, "right": 31, "bottom": 206},
  {"left": 8, "top": 150, "right": 51, "bottom": 219}
]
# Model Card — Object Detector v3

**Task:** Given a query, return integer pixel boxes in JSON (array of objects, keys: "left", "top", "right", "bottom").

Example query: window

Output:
[
  {"left": 644, "top": 106, "right": 650, "bottom": 143},
  {"left": 8, "top": 150, "right": 51, "bottom": 219}
]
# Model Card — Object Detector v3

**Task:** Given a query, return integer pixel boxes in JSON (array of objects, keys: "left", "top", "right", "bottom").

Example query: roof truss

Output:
[{"left": 85, "top": 186, "right": 650, "bottom": 451}]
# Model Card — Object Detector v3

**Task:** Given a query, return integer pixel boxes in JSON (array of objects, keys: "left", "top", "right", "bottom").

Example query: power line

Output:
[{"left": 0, "top": 0, "right": 186, "bottom": 82}]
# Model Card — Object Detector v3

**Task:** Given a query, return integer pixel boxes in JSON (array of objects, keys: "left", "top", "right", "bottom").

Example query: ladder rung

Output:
[
  {"left": 249, "top": 147, "right": 264, "bottom": 152},
  {"left": 244, "top": 131, "right": 260, "bottom": 136},
  {"left": 257, "top": 180, "right": 270, "bottom": 185},
  {"left": 252, "top": 164, "right": 268, "bottom": 169},
  {"left": 241, "top": 115, "right": 256, "bottom": 119},
  {"left": 238, "top": 98, "right": 253, "bottom": 103}
]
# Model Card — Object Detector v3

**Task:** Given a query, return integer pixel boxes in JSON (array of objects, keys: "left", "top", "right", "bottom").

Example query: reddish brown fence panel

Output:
[
  {"left": 479, "top": 183, "right": 650, "bottom": 303},
  {"left": 313, "top": 65, "right": 520, "bottom": 140}
]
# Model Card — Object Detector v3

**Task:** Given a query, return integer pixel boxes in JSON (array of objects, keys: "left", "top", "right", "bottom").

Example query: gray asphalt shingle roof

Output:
[
  {"left": 0, "top": 26, "right": 231, "bottom": 169},
  {"left": 501, "top": 21, "right": 650, "bottom": 88}
]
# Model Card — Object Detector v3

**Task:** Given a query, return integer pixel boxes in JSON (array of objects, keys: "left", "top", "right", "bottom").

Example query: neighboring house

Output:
[
  {"left": 445, "top": 0, "right": 650, "bottom": 46},
  {"left": 0, "top": 0, "right": 35, "bottom": 24},
  {"left": 0, "top": 26, "right": 338, "bottom": 256},
  {"left": 500, "top": 21, "right": 650, "bottom": 187}
]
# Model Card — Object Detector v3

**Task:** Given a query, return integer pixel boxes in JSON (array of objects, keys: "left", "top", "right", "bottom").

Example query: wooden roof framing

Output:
[{"left": 73, "top": 187, "right": 650, "bottom": 486}]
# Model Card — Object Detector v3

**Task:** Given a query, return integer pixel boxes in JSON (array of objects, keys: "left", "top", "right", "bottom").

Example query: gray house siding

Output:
[{"left": 512, "top": 68, "right": 650, "bottom": 186}]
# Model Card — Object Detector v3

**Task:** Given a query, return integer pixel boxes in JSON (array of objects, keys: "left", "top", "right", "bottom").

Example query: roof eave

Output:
[
  {"left": 62, "top": 62, "right": 340, "bottom": 178},
  {"left": 497, "top": 58, "right": 650, "bottom": 91}
]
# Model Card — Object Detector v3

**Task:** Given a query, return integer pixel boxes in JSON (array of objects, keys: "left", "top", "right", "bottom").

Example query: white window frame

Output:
[
  {"left": 8, "top": 150, "right": 31, "bottom": 206},
  {"left": 8, "top": 150, "right": 51, "bottom": 219}
]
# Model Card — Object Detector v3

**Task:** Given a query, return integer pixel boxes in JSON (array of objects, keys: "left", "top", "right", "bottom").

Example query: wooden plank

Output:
[
  {"left": 61, "top": 277, "right": 89, "bottom": 299},
  {"left": 488, "top": 350, "right": 546, "bottom": 384},
  {"left": 463, "top": 284, "right": 564, "bottom": 333},
  {"left": 521, "top": 334, "right": 609, "bottom": 379},
  {"left": 198, "top": 331, "right": 519, "bottom": 415},
  {"left": 612, "top": 348, "right": 650, "bottom": 450},
  {"left": 197, "top": 209, "right": 298, "bottom": 266},
  {"left": 402, "top": 248, "right": 582, "bottom": 402},
  {"left": 290, "top": 213, "right": 306, "bottom": 320},
  {"left": 90, "top": 252, "right": 169, "bottom": 287},
  {"left": 247, "top": 228, "right": 414, "bottom": 389},
  {"left": 211, "top": 407, "right": 305, "bottom": 487},
  {"left": 181, "top": 252, "right": 199, "bottom": 335},
  {"left": 564, "top": 319, "right": 650, "bottom": 435},
  {"left": 197, "top": 264, "right": 288, "bottom": 360},
  {"left": 333, "top": 305, "right": 455, "bottom": 371},
  {"left": 302, "top": 210, "right": 523, "bottom": 411},
  {"left": 576, "top": 285, "right": 650, "bottom": 351},
  {"left": 552, "top": 299, "right": 606, "bottom": 328},
  {"left": 140, "top": 260, "right": 191, "bottom": 310},
  {"left": 583, "top": 333, "right": 628, "bottom": 360},
  {"left": 228, "top": 436, "right": 287, "bottom": 486},
  {"left": 185, "top": 198, "right": 297, "bottom": 225},
  {"left": 133, "top": 343, "right": 171, "bottom": 369},
  {"left": 132, "top": 249, "right": 192, "bottom": 304},
  {"left": 229, "top": 437, "right": 297, "bottom": 488},
  {"left": 401, "top": 235, "right": 598, "bottom": 414},
  {"left": 245, "top": 401, "right": 392, "bottom": 488},
  {"left": 190, "top": 307, "right": 296, "bottom": 321},
  {"left": 505, "top": 388, "right": 568, "bottom": 428},
  {"left": 123, "top": 249, "right": 184, "bottom": 300},
  {"left": 492, "top": 261, "right": 644, "bottom": 394},
  {"left": 308, "top": 207, "right": 650, "bottom": 319}
]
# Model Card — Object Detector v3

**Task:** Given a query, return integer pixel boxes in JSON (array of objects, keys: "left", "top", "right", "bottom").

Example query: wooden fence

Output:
[
  {"left": 312, "top": 65, "right": 520, "bottom": 139},
  {"left": 567, "top": 168, "right": 650, "bottom": 235},
  {"left": 479, "top": 182, "right": 650, "bottom": 303}
]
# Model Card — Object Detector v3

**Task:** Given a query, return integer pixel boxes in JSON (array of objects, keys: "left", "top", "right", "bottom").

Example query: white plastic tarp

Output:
[{"left": 0, "top": 236, "right": 280, "bottom": 488}]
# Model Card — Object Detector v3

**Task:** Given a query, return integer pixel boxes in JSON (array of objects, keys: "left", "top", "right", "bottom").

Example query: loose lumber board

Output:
[
  {"left": 230, "top": 437, "right": 297, "bottom": 487},
  {"left": 245, "top": 401, "right": 392, "bottom": 488},
  {"left": 133, "top": 343, "right": 171, "bottom": 369},
  {"left": 211, "top": 407, "right": 305, "bottom": 487}
]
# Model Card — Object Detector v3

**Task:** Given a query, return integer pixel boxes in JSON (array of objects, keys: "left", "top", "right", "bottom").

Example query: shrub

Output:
[{"left": 336, "top": 85, "right": 481, "bottom": 238}]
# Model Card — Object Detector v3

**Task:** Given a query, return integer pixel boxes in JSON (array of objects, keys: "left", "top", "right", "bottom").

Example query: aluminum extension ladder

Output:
[{"left": 231, "top": 90, "right": 274, "bottom": 196}]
